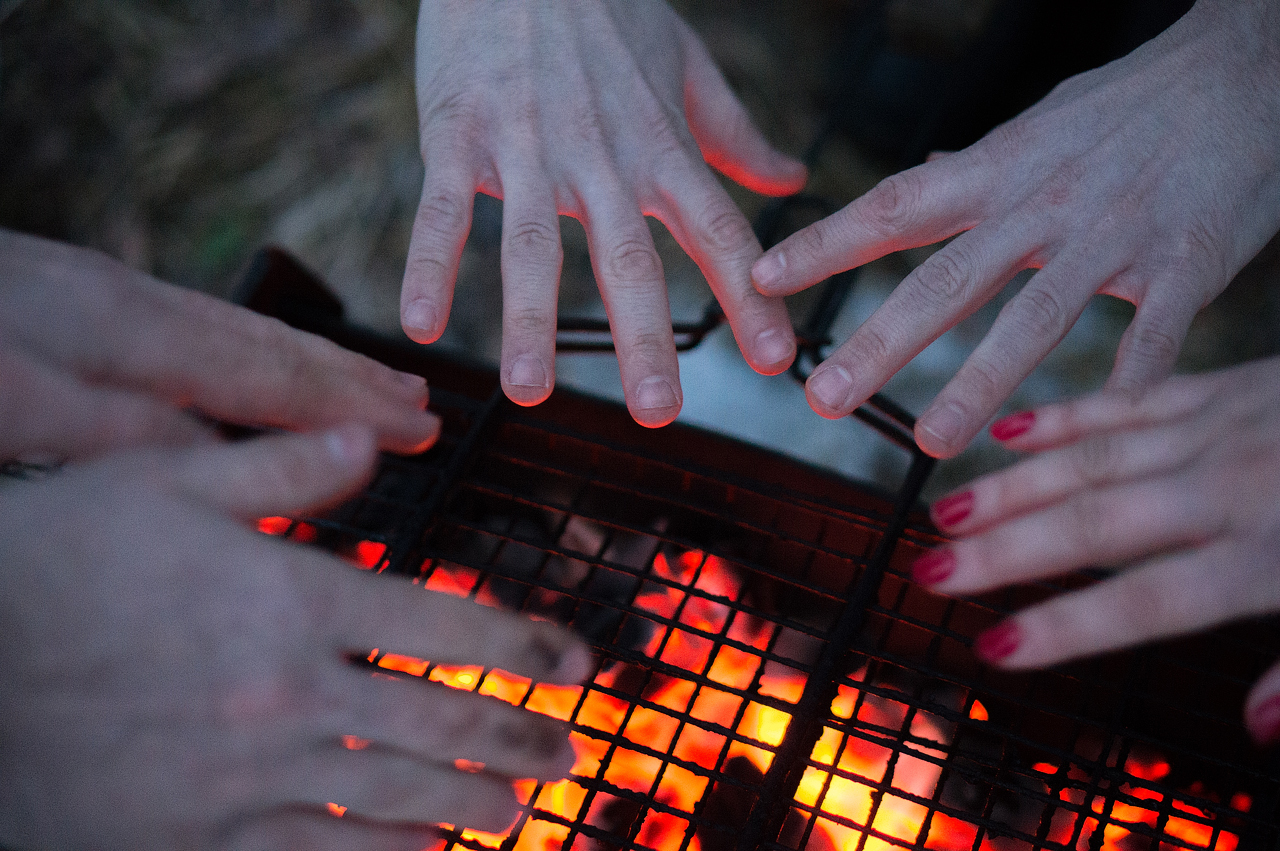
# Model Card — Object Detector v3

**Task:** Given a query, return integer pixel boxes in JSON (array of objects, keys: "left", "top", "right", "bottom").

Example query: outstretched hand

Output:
[
  {"left": 914, "top": 356, "right": 1280, "bottom": 745},
  {"left": 0, "top": 427, "right": 592, "bottom": 849},
  {"left": 0, "top": 229, "right": 441, "bottom": 463},
  {"left": 753, "top": 0, "right": 1280, "bottom": 457},
  {"left": 406, "top": 0, "right": 807, "bottom": 426}
]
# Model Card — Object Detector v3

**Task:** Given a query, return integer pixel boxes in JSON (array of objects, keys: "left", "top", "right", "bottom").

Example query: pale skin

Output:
[
  {"left": 0, "top": 427, "right": 592, "bottom": 849},
  {"left": 916, "top": 357, "right": 1280, "bottom": 745},
  {"left": 405, "top": 0, "right": 807, "bottom": 426},
  {"left": 412, "top": 0, "right": 1280, "bottom": 740},
  {"left": 0, "top": 230, "right": 591, "bottom": 846},
  {"left": 752, "top": 0, "right": 1280, "bottom": 458}
]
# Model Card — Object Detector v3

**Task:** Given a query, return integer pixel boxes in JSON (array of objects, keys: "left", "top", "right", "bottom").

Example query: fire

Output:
[{"left": 256, "top": 520, "right": 1246, "bottom": 851}]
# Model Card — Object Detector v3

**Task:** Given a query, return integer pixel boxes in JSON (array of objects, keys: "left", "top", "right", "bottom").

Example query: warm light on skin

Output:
[
  {"left": 368, "top": 553, "right": 1239, "bottom": 851},
  {"left": 326, "top": 803, "right": 347, "bottom": 817}
]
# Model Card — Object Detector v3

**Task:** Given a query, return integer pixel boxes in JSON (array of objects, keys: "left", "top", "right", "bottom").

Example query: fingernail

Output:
[
  {"left": 911, "top": 549, "right": 956, "bottom": 586},
  {"left": 1249, "top": 695, "right": 1280, "bottom": 747},
  {"left": 919, "top": 403, "right": 964, "bottom": 448},
  {"left": 932, "top": 491, "right": 974, "bottom": 528},
  {"left": 636, "top": 376, "right": 679, "bottom": 411},
  {"left": 809, "top": 366, "right": 855, "bottom": 412},
  {"left": 509, "top": 354, "right": 549, "bottom": 389},
  {"left": 754, "top": 328, "right": 794, "bottom": 367},
  {"left": 752, "top": 252, "right": 786, "bottom": 292},
  {"left": 991, "top": 411, "right": 1036, "bottom": 442},
  {"left": 975, "top": 620, "right": 1022, "bottom": 664},
  {"left": 325, "top": 425, "right": 366, "bottom": 465},
  {"left": 403, "top": 299, "right": 438, "bottom": 337}
]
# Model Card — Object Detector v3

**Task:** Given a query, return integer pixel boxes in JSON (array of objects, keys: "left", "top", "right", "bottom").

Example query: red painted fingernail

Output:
[
  {"left": 931, "top": 491, "right": 974, "bottom": 528},
  {"left": 911, "top": 549, "right": 956, "bottom": 586},
  {"left": 1248, "top": 696, "right": 1280, "bottom": 747},
  {"left": 991, "top": 411, "right": 1036, "bottom": 442},
  {"left": 974, "top": 620, "right": 1022, "bottom": 664}
]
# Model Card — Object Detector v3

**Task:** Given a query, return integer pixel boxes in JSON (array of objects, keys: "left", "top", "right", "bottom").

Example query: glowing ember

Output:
[{"left": 257, "top": 519, "right": 1246, "bottom": 851}]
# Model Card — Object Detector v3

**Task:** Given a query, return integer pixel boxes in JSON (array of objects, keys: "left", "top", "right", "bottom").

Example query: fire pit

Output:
[{"left": 238, "top": 249, "right": 1280, "bottom": 851}]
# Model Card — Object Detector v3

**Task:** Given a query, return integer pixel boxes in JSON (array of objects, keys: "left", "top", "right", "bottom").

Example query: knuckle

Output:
[
  {"left": 982, "top": 116, "right": 1033, "bottom": 164},
  {"left": 862, "top": 172, "right": 923, "bottom": 235},
  {"left": 505, "top": 306, "right": 555, "bottom": 338},
  {"left": 697, "top": 203, "right": 756, "bottom": 255},
  {"left": 505, "top": 221, "right": 562, "bottom": 266},
  {"left": 1013, "top": 285, "right": 1068, "bottom": 341},
  {"left": 1065, "top": 493, "right": 1113, "bottom": 555},
  {"left": 569, "top": 104, "right": 608, "bottom": 146},
  {"left": 1127, "top": 322, "right": 1182, "bottom": 375},
  {"left": 913, "top": 249, "right": 971, "bottom": 305},
  {"left": 419, "top": 191, "right": 471, "bottom": 238},
  {"left": 850, "top": 323, "right": 894, "bottom": 368},
  {"left": 959, "top": 354, "right": 1005, "bottom": 403},
  {"left": 420, "top": 92, "right": 482, "bottom": 138},
  {"left": 605, "top": 238, "right": 663, "bottom": 284}
]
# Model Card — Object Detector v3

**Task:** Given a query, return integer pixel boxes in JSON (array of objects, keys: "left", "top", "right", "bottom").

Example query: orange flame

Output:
[{"left": 259, "top": 519, "right": 1244, "bottom": 851}]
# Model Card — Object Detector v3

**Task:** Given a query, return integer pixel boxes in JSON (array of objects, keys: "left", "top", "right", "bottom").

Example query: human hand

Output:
[
  {"left": 0, "top": 229, "right": 441, "bottom": 462},
  {"left": 752, "top": 0, "right": 1280, "bottom": 457},
  {"left": 911, "top": 356, "right": 1280, "bottom": 745},
  {"left": 405, "top": 0, "right": 807, "bottom": 426},
  {"left": 0, "top": 426, "right": 592, "bottom": 849}
]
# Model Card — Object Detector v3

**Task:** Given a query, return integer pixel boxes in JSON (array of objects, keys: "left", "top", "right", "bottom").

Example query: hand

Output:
[
  {"left": 405, "top": 0, "right": 807, "bottom": 426},
  {"left": 0, "top": 229, "right": 441, "bottom": 462},
  {"left": 752, "top": 0, "right": 1280, "bottom": 457},
  {"left": 0, "top": 427, "right": 592, "bottom": 850},
  {"left": 911, "top": 356, "right": 1280, "bottom": 745}
]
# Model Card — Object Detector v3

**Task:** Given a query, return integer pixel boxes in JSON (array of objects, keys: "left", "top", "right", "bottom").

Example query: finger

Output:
[
  {"left": 680, "top": 27, "right": 806, "bottom": 197},
  {"left": 0, "top": 348, "right": 213, "bottom": 462},
  {"left": 228, "top": 807, "right": 440, "bottom": 851},
  {"left": 802, "top": 224, "right": 1035, "bottom": 419},
  {"left": 1105, "top": 285, "right": 1201, "bottom": 398},
  {"left": 332, "top": 667, "right": 576, "bottom": 781},
  {"left": 651, "top": 164, "right": 795, "bottom": 374},
  {"left": 2, "top": 235, "right": 441, "bottom": 455},
  {"left": 972, "top": 537, "right": 1280, "bottom": 670},
  {"left": 402, "top": 146, "right": 477, "bottom": 345},
  {"left": 292, "top": 747, "right": 521, "bottom": 832},
  {"left": 932, "top": 418, "right": 1207, "bottom": 535},
  {"left": 751, "top": 158, "right": 987, "bottom": 297},
  {"left": 921, "top": 472, "right": 1222, "bottom": 596},
  {"left": 988, "top": 374, "right": 1218, "bottom": 452},
  {"left": 914, "top": 256, "right": 1101, "bottom": 457},
  {"left": 577, "top": 178, "right": 682, "bottom": 427},
  {"left": 498, "top": 170, "right": 563, "bottom": 407},
  {"left": 1245, "top": 659, "right": 1280, "bottom": 747},
  {"left": 171, "top": 425, "right": 379, "bottom": 520},
  {"left": 327, "top": 575, "right": 593, "bottom": 686}
]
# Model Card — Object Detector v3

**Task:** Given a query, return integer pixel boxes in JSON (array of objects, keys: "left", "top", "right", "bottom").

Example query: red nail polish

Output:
[
  {"left": 1249, "top": 696, "right": 1280, "bottom": 747},
  {"left": 991, "top": 411, "right": 1036, "bottom": 442},
  {"left": 932, "top": 491, "right": 974, "bottom": 528},
  {"left": 911, "top": 549, "right": 956, "bottom": 586},
  {"left": 974, "top": 620, "right": 1022, "bottom": 663}
]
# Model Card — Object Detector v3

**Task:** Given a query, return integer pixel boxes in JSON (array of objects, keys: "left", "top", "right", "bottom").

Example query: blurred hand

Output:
[
  {"left": 753, "top": 0, "right": 1280, "bottom": 457},
  {"left": 0, "top": 427, "right": 592, "bottom": 850},
  {"left": 406, "top": 0, "right": 807, "bottom": 426},
  {"left": 0, "top": 229, "right": 441, "bottom": 462},
  {"left": 912, "top": 356, "right": 1280, "bottom": 745}
]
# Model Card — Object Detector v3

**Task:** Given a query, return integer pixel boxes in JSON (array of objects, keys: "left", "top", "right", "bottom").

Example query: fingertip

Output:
[
  {"left": 630, "top": 376, "right": 682, "bottom": 429},
  {"left": 751, "top": 251, "right": 788, "bottom": 296},
  {"left": 805, "top": 366, "right": 856, "bottom": 419},
  {"left": 402, "top": 298, "right": 445, "bottom": 344},
  {"left": 748, "top": 327, "right": 796, "bottom": 375},
  {"left": 503, "top": 353, "right": 554, "bottom": 407},
  {"left": 1247, "top": 695, "right": 1280, "bottom": 748},
  {"left": 916, "top": 404, "right": 970, "bottom": 459}
]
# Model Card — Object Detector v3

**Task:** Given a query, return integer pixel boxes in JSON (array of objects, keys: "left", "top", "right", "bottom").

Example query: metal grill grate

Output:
[{"left": 242, "top": 251, "right": 1280, "bottom": 851}]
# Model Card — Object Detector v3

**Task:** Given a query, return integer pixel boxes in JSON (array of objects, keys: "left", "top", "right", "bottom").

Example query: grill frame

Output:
[{"left": 238, "top": 249, "right": 1280, "bottom": 851}]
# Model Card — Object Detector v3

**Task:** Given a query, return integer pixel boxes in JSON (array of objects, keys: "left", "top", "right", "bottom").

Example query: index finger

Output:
[{"left": 751, "top": 158, "right": 986, "bottom": 297}]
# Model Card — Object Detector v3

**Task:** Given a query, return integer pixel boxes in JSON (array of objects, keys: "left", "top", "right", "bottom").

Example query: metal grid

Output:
[{"left": 244, "top": 253, "right": 1280, "bottom": 851}]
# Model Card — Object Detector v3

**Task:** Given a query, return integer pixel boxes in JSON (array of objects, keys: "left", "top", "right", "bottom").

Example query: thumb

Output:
[
  {"left": 681, "top": 29, "right": 806, "bottom": 197},
  {"left": 171, "top": 425, "right": 378, "bottom": 520},
  {"left": 1245, "top": 657, "right": 1280, "bottom": 747}
]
